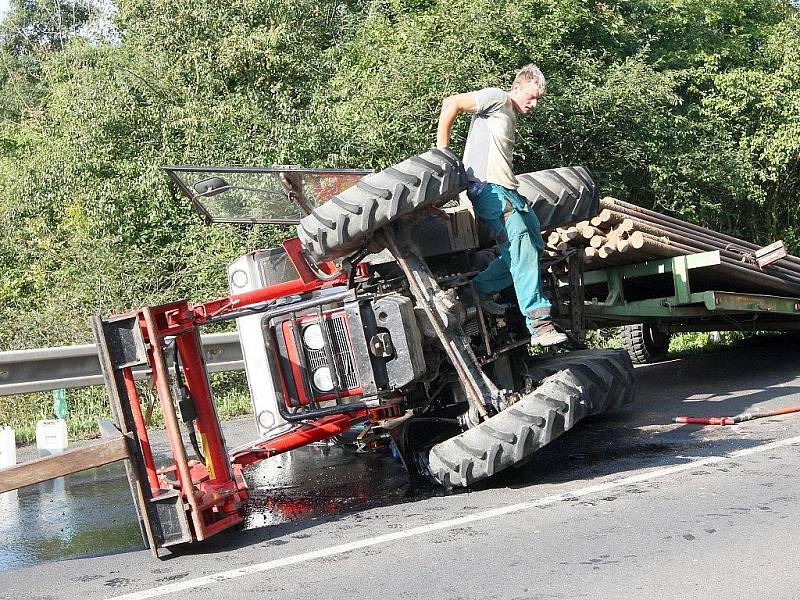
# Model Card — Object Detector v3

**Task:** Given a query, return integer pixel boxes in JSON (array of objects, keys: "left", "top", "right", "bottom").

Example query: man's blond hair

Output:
[{"left": 512, "top": 64, "right": 546, "bottom": 94}]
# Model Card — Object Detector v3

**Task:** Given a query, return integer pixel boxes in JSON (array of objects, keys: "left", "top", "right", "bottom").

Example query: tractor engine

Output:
[
  {"left": 267, "top": 293, "right": 426, "bottom": 413},
  {"left": 229, "top": 248, "right": 431, "bottom": 438}
]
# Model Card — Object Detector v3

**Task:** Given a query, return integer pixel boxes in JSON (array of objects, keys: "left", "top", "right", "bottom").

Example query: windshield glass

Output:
[{"left": 163, "top": 166, "right": 370, "bottom": 224}]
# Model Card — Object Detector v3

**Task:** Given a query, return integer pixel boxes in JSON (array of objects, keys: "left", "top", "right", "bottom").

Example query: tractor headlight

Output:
[
  {"left": 302, "top": 323, "right": 325, "bottom": 350},
  {"left": 312, "top": 366, "right": 335, "bottom": 392}
]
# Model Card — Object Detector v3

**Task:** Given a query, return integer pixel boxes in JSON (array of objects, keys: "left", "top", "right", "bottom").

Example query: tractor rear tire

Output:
[
  {"left": 620, "top": 323, "right": 671, "bottom": 364},
  {"left": 297, "top": 148, "right": 468, "bottom": 262},
  {"left": 426, "top": 349, "right": 635, "bottom": 488},
  {"left": 517, "top": 166, "right": 600, "bottom": 230}
]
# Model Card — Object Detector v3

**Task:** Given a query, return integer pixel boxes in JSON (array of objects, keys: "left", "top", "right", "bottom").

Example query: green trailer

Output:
[{"left": 556, "top": 250, "right": 800, "bottom": 363}]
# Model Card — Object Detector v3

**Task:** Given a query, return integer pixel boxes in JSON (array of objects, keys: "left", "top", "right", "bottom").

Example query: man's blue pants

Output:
[{"left": 469, "top": 182, "right": 551, "bottom": 334}]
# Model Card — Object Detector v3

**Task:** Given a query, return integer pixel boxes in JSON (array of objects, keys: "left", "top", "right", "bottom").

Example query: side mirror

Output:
[{"left": 193, "top": 176, "right": 230, "bottom": 197}]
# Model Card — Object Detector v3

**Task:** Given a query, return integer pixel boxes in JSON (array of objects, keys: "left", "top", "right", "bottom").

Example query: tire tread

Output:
[
  {"left": 517, "top": 166, "right": 600, "bottom": 230},
  {"left": 427, "top": 349, "right": 635, "bottom": 488},
  {"left": 298, "top": 149, "right": 467, "bottom": 261}
]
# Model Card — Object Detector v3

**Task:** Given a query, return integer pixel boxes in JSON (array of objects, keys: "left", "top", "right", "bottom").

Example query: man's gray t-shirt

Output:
[{"left": 463, "top": 87, "right": 518, "bottom": 190}]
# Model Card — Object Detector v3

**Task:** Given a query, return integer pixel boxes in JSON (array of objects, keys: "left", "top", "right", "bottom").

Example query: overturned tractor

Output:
[{"left": 94, "top": 151, "right": 634, "bottom": 556}]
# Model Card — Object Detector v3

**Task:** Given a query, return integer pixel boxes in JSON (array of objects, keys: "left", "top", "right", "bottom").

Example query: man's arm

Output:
[{"left": 436, "top": 92, "right": 478, "bottom": 149}]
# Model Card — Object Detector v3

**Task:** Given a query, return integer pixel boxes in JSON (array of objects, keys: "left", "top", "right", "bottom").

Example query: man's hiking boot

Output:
[{"left": 529, "top": 320, "right": 568, "bottom": 347}]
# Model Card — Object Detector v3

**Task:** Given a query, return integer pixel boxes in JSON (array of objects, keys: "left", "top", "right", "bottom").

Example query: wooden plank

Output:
[
  {"left": 756, "top": 240, "right": 787, "bottom": 268},
  {"left": 0, "top": 435, "right": 129, "bottom": 493}
]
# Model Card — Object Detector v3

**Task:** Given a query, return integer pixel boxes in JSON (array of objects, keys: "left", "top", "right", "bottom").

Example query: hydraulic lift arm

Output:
[{"left": 92, "top": 238, "right": 395, "bottom": 556}]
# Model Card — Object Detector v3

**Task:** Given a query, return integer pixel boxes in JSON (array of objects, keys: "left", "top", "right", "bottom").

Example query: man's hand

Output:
[{"left": 437, "top": 92, "right": 478, "bottom": 149}]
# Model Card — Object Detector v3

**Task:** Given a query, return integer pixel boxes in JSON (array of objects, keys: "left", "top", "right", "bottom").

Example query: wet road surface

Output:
[
  {"left": 1, "top": 335, "right": 799, "bottom": 598},
  {"left": 0, "top": 429, "right": 413, "bottom": 572}
]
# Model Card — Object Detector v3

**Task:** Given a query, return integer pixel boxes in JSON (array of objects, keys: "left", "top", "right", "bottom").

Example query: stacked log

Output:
[{"left": 543, "top": 196, "right": 800, "bottom": 296}]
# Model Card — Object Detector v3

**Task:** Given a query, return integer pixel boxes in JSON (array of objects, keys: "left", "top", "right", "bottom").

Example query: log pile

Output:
[{"left": 544, "top": 196, "right": 800, "bottom": 297}]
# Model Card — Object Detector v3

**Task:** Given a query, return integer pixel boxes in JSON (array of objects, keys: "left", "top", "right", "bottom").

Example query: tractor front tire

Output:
[
  {"left": 297, "top": 148, "right": 468, "bottom": 262},
  {"left": 426, "top": 349, "right": 635, "bottom": 488}
]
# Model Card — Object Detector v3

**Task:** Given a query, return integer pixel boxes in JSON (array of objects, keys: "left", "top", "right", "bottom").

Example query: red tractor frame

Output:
[{"left": 94, "top": 237, "right": 397, "bottom": 557}]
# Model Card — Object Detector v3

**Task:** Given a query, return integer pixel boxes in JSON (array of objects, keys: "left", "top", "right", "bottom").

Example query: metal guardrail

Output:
[{"left": 0, "top": 332, "right": 244, "bottom": 396}]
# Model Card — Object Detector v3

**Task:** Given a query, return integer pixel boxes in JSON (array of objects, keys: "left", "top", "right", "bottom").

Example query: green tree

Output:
[
  {"left": 0, "top": 0, "right": 99, "bottom": 120},
  {"left": 702, "top": 12, "right": 800, "bottom": 245},
  {"left": 1, "top": 0, "right": 799, "bottom": 353}
]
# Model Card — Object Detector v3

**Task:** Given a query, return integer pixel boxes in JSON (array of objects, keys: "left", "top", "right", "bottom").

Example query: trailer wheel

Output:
[
  {"left": 426, "top": 349, "right": 635, "bottom": 488},
  {"left": 297, "top": 148, "right": 468, "bottom": 262},
  {"left": 620, "top": 323, "right": 671, "bottom": 364},
  {"left": 517, "top": 166, "right": 600, "bottom": 230}
]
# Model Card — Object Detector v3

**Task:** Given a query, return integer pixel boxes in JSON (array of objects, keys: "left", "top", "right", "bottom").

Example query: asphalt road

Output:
[{"left": 2, "top": 335, "right": 799, "bottom": 599}]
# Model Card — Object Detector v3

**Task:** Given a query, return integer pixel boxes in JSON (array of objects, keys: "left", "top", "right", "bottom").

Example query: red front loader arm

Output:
[{"left": 93, "top": 238, "right": 396, "bottom": 557}]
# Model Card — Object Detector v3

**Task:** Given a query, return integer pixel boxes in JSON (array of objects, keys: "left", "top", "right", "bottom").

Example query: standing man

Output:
[{"left": 436, "top": 64, "right": 567, "bottom": 347}]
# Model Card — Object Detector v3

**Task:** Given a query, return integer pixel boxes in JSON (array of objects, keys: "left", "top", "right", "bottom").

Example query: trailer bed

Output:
[{"left": 559, "top": 251, "right": 800, "bottom": 333}]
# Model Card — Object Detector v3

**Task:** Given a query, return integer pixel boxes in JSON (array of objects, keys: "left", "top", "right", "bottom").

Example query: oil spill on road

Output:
[
  {"left": 566, "top": 442, "right": 678, "bottom": 464},
  {"left": 103, "top": 577, "right": 131, "bottom": 588},
  {"left": 241, "top": 443, "right": 426, "bottom": 529}
]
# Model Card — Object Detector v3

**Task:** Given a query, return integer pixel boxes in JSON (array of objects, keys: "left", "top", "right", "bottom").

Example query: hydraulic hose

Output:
[{"left": 674, "top": 405, "right": 800, "bottom": 425}]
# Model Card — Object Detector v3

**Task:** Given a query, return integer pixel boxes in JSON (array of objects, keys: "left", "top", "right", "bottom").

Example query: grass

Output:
[
  {"left": 667, "top": 330, "right": 756, "bottom": 356},
  {"left": 528, "top": 326, "right": 779, "bottom": 363},
  {"left": 585, "top": 327, "right": 622, "bottom": 349},
  {"left": 580, "top": 327, "right": 776, "bottom": 360}
]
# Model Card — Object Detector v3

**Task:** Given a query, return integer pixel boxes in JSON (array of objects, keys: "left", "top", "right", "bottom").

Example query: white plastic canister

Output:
[
  {"left": 36, "top": 419, "right": 68, "bottom": 456},
  {"left": 0, "top": 426, "right": 16, "bottom": 468}
]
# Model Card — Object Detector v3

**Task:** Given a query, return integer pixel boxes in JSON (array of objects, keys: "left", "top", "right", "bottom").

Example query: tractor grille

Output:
[{"left": 307, "top": 316, "right": 358, "bottom": 390}]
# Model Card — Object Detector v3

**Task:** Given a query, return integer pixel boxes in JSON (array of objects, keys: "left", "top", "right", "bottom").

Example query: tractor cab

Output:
[{"left": 163, "top": 165, "right": 371, "bottom": 224}]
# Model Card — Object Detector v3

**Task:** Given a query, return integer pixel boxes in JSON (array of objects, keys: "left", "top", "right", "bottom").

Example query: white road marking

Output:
[{"left": 110, "top": 435, "right": 800, "bottom": 600}]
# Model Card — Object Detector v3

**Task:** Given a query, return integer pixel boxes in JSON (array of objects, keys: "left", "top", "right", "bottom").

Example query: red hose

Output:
[
  {"left": 674, "top": 405, "right": 800, "bottom": 426},
  {"left": 674, "top": 416, "right": 736, "bottom": 425}
]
